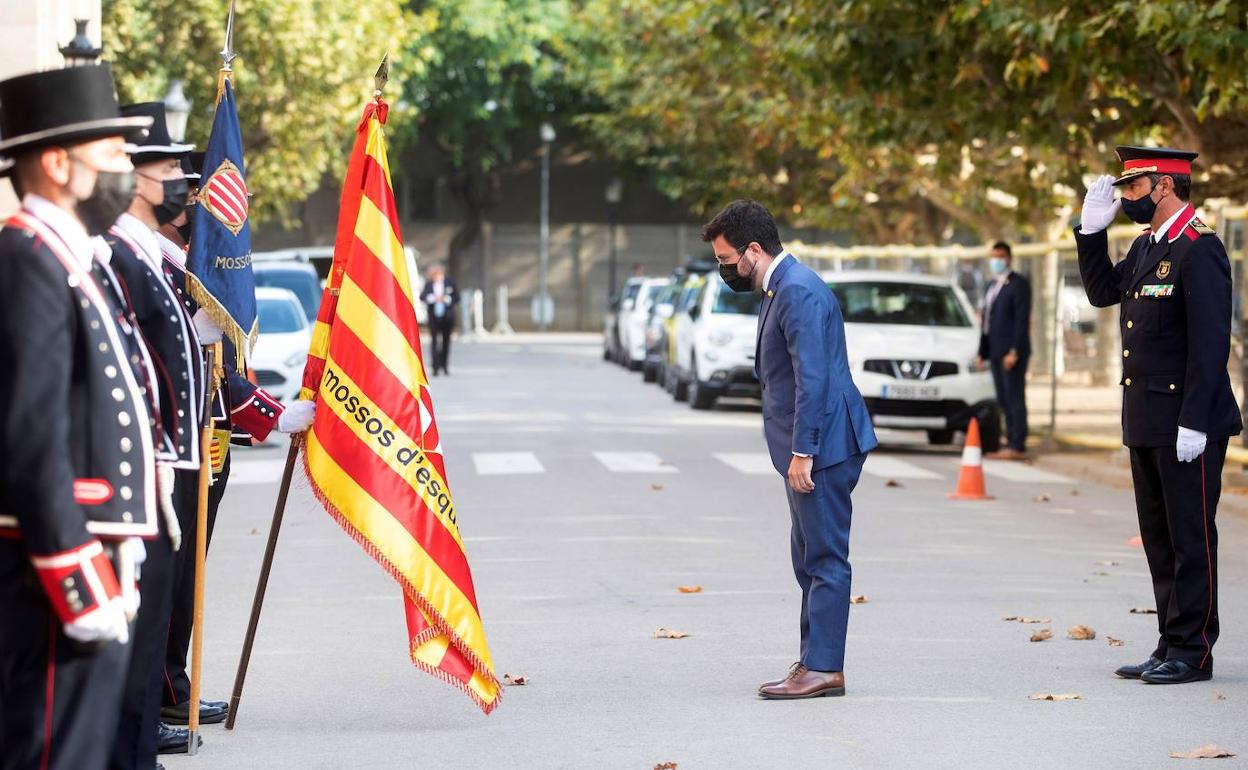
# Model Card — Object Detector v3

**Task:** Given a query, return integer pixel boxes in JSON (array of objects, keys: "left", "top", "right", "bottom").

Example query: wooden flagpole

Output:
[
  {"left": 187, "top": 341, "right": 221, "bottom": 755},
  {"left": 224, "top": 434, "right": 300, "bottom": 730}
]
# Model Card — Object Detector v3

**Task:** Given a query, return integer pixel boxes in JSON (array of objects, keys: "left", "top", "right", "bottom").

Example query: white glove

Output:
[
  {"left": 276, "top": 399, "right": 316, "bottom": 433},
  {"left": 192, "top": 309, "right": 223, "bottom": 344},
  {"left": 64, "top": 597, "right": 130, "bottom": 645},
  {"left": 156, "top": 463, "right": 182, "bottom": 550},
  {"left": 115, "top": 538, "right": 144, "bottom": 623},
  {"left": 1176, "top": 426, "right": 1207, "bottom": 463},
  {"left": 1079, "top": 175, "right": 1122, "bottom": 234}
]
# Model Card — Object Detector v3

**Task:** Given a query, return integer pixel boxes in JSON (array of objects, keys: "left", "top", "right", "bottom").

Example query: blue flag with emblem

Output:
[{"left": 186, "top": 76, "right": 255, "bottom": 370}]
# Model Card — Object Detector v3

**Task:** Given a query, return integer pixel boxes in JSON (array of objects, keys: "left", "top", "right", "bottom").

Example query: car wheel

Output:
[
  {"left": 976, "top": 402, "right": 1003, "bottom": 453},
  {"left": 672, "top": 372, "right": 689, "bottom": 402},
  {"left": 642, "top": 362, "right": 657, "bottom": 383},
  {"left": 602, "top": 344, "right": 611, "bottom": 361},
  {"left": 628, "top": 357, "right": 643, "bottom": 372},
  {"left": 689, "top": 380, "right": 715, "bottom": 410},
  {"left": 926, "top": 429, "right": 954, "bottom": 445}
]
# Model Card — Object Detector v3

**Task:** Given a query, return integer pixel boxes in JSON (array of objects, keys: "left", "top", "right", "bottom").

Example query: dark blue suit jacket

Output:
[
  {"left": 756, "top": 255, "right": 877, "bottom": 474},
  {"left": 977, "top": 271, "right": 1031, "bottom": 361}
]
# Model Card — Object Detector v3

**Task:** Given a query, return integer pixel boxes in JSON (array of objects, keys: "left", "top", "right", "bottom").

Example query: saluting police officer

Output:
[
  {"left": 0, "top": 64, "right": 157, "bottom": 770},
  {"left": 1076, "top": 146, "right": 1242, "bottom": 685},
  {"left": 104, "top": 101, "right": 203, "bottom": 767}
]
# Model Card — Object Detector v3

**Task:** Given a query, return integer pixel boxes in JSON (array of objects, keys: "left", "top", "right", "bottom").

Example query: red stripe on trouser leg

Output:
[
  {"left": 41, "top": 615, "right": 56, "bottom": 770},
  {"left": 1199, "top": 454, "right": 1214, "bottom": 668}
]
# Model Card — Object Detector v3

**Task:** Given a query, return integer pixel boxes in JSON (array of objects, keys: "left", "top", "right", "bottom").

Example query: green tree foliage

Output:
[
  {"left": 563, "top": 0, "right": 1248, "bottom": 242},
  {"left": 394, "top": 0, "right": 585, "bottom": 278},
  {"left": 103, "top": 0, "right": 418, "bottom": 224}
]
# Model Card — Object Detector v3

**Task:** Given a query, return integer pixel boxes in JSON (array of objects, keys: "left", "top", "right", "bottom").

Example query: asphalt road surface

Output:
[{"left": 166, "top": 334, "right": 1248, "bottom": 770}]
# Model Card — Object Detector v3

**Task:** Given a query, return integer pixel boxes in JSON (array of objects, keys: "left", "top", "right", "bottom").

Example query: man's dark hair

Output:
[
  {"left": 1149, "top": 172, "right": 1191, "bottom": 201},
  {"left": 701, "top": 199, "right": 783, "bottom": 256},
  {"left": 991, "top": 241, "right": 1012, "bottom": 258}
]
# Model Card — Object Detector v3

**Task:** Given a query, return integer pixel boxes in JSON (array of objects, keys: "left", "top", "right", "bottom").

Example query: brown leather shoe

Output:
[
  {"left": 758, "top": 668, "right": 845, "bottom": 699},
  {"left": 758, "top": 662, "right": 804, "bottom": 692},
  {"left": 986, "top": 447, "right": 1027, "bottom": 461}
]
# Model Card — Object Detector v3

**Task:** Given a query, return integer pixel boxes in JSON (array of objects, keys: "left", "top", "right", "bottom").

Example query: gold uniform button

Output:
[
  {"left": 1170, "top": 384, "right": 1176, "bottom": 390},
  {"left": 1125, "top": 378, "right": 1132, "bottom": 386},
  {"left": 1123, "top": 350, "right": 1130, "bottom": 358},
  {"left": 1134, "top": 291, "right": 1139, "bottom": 299},
  {"left": 1126, "top": 320, "right": 1133, "bottom": 329}
]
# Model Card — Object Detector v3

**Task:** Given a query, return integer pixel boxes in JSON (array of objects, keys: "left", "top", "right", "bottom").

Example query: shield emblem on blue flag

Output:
[{"left": 187, "top": 79, "right": 256, "bottom": 368}]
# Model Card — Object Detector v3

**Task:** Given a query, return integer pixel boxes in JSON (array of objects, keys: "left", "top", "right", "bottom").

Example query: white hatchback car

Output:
[
  {"left": 669, "top": 275, "right": 762, "bottom": 409},
  {"left": 250, "top": 286, "right": 313, "bottom": 403},
  {"left": 822, "top": 271, "right": 1000, "bottom": 449},
  {"left": 621, "top": 277, "right": 670, "bottom": 370}
]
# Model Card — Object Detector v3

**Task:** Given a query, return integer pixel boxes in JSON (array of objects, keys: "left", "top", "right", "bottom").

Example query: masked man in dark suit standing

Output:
[
  {"left": 977, "top": 241, "right": 1032, "bottom": 459},
  {"left": 704, "top": 200, "right": 877, "bottom": 700}
]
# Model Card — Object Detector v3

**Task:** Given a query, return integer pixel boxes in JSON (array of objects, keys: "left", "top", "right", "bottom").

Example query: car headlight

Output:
[
  {"left": 285, "top": 351, "right": 308, "bottom": 368},
  {"left": 707, "top": 329, "right": 733, "bottom": 347}
]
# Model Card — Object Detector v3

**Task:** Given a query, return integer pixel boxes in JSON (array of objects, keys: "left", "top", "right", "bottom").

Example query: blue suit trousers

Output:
[{"left": 784, "top": 451, "right": 866, "bottom": 672}]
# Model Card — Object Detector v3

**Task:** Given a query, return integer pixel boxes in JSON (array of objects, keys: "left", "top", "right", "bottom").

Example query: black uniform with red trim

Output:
[
  {"left": 1076, "top": 198, "right": 1241, "bottom": 671},
  {"left": 158, "top": 240, "right": 284, "bottom": 712},
  {"left": 0, "top": 202, "right": 159, "bottom": 770}
]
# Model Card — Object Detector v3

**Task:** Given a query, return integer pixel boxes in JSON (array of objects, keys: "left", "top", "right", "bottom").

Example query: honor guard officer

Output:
[
  {"left": 157, "top": 158, "right": 316, "bottom": 725},
  {"left": 1076, "top": 146, "right": 1242, "bottom": 685},
  {"left": 0, "top": 64, "right": 157, "bottom": 770},
  {"left": 104, "top": 101, "right": 203, "bottom": 767}
]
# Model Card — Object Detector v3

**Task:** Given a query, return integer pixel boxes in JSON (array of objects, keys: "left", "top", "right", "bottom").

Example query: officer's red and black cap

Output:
[
  {"left": 0, "top": 65, "right": 151, "bottom": 161},
  {"left": 1113, "top": 145, "right": 1198, "bottom": 186},
  {"left": 121, "top": 102, "right": 193, "bottom": 166}
]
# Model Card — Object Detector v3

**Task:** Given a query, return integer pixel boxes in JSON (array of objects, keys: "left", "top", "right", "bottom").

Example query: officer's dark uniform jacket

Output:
[
  {"left": 107, "top": 213, "right": 202, "bottom": 469},
  {"left": 0, "top": 200, "right": 158, "bottom": 576},
  {"left": 156, "top": 233, "right": 283, "bottom": 450},
  {"left": 1075, "top": 203, "right": 1243, "bottom": 447}
]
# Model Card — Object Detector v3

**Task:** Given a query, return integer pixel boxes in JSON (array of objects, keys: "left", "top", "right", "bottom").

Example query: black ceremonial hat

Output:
[
  {"left": 0, "top": 65, "right": 151, "bottom": 158},
  {"left": 1113, "top": 145, "right": 1199, "bottom": 186},
  {"left": 182, "top": 150, "right": 205, "bottom": 182},
  {"left": 122, "top": 102, "right": 193, "bottom": 166}
]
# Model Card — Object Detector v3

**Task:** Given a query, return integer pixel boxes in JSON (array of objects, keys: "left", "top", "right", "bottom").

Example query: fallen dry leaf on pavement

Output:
[
  {"left": 1029, "top": 693, "right": 1082, "bottom": 701},
  {"left": 654, "top": 764, "right": 679, "bottom": 770},
  {"left": 1030, "top": 629, "right": 1053, "bottom": 642},
  {"left": 1070, "top": 489, "right": 1080, "bottom": 496},
  {"left": 249, "top": 528, "right": 259, "bottom": 535},
  {"left": 1107, "top": 637, "right": 1125, "bottom": 647},
  {"left": 651, "top": 484, "right": 664, "bottom": 491},
  {"left": 503, "top": 674, "right": 527, "bottom": 686},
  {"left": 1215, "top": 692, "right": 1227, "bottom": 701},
  {"left": 1004, "top": 616, "right": 1051, "bottom": 624},
  {"left": 1092, "top": 571, "right": 1112, "bottom": 577},
  {"left": 850, "top": 595, "right": 868, "bottom": 604},
  {"left": 1169, "top": 745, "right": 1236, "bottom": 759},
  {"left": 1130, "top": 607, "right": 1159, "bottom": 615},
  {"left": 1034, "top": 494, "right": 1051, "bottom": 503},
  {"left": 1068, "top": 625, "right": 1097, "bottom": 640},
  {"left": 653, "top": 628, "right": 688, "bottom": 639},
  {"left": 677, "top": 585, "right": 702, "bottom": 594},
  {"left": 884, "top": 479, "right": 903, "bottom": 488}
]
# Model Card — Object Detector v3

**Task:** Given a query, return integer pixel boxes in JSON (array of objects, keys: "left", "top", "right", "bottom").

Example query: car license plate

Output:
[{"left": 881, "top": 384, "right": 940, "bottom": 400}]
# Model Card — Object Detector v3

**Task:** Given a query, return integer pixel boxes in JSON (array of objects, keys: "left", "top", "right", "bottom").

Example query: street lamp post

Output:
[
  {"left": 59, "top": 19, "right": 103, "bottom": 67},
  {"left": 605, "top": 177, "right": 623, "bottom": 303},
  {"left": 164, "top": 79, "right": 193, "bottom": 143},
  {"left": 535, "top": 122, "right": 556, "bottom": 331}
]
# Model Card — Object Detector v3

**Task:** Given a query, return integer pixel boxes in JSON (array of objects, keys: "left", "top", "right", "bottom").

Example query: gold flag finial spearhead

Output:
[{"left": 374, "top": 54, "right": 389, "bottom": 97}]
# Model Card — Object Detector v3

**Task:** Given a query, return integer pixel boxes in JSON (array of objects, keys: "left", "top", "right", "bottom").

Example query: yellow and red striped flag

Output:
[{"left": 300, "top": 96, "right": 501, "bottom": 713}]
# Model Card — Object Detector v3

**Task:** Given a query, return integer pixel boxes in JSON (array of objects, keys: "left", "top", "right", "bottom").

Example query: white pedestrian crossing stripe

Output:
[
  {"left": 982, "top": 461, "right": 1074, "bottom": 484},
  {"left": 863, "top": 455, "right": 943, "bottom": 480},
  {"left": 713, "top": 452, "right": 774, "bottom": 475},
  {"left": 473, "top": 452, "right": 545, "bottom": 475},
  {"left": 228, "top": 457, "right": 289, "bottom": 485},
  {"left": 593, "top": 451, "right": 678, "bottom": 473}
]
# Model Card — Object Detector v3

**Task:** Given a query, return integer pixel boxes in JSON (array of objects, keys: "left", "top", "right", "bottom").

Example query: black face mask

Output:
[
  {"left": 70, "top": 160, "right": 135, "bottom": 236},
  {"left": 1121, "top": 184, "right": 1159, "bottom": 225},
  {"left": 720, "top": 253, "right": 757, "bottom": 293},
  {"left": 140, "top": 173, "right": 190, "bottom": 226}
]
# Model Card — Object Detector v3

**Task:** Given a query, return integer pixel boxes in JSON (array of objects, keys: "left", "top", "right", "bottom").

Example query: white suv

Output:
[
  {"left": 823, "top": 271, "right": 1000, "bottom": 449},
  {"left": 669, "top": 275, "right": 761, "bottom": 409}
]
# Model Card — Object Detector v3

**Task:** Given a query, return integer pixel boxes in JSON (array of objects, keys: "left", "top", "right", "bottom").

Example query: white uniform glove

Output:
[
  {"left": 1176, "top": 426, "right": 1207, "bottom": 463},
  {"left": 115, "top": 538, "right": 145, "bottom": 623},
  {"left": 192, "top": 309, "right": 223, "bottom": 344},
  {"left": 276, "top": 399, "right": 316, "bottom": 433},
  {"left": 64, "top": 598, "right": 131, "bottom": 645},
  {"left": 156, "top": 463, "right": 182, "bottom": 551},
  {"left": 1080, "top": 175, "right": 1122, "bottom": 234}
]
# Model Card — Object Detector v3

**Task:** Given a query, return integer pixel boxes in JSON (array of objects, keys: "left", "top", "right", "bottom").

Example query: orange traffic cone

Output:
[{"left": 948, "top": 417, "right": 993, "bottom": 500}]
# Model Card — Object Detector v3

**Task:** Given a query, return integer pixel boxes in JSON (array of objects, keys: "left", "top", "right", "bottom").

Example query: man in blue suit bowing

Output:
[{"left": 703, "top": 200, "right": 878, "bottom": 699}]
